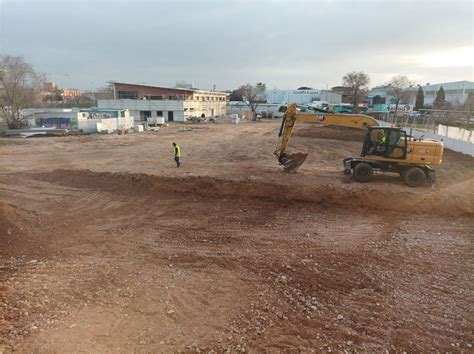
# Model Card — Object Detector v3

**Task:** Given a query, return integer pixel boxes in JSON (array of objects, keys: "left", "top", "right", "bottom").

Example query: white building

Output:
[
  {"left": 266, "top": 89, "right": 342, "bottom": 105},
  {"left": 98, "top": 82, "right": 229, "bottom": 122},
  {"left": 421, "top": 81, "right": 474, "bottom": 107}
]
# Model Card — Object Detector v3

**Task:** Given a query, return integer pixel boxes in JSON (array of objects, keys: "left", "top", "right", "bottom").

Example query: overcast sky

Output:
[{"left": 0, "top": 0, "right": 472, "bottom": 91}]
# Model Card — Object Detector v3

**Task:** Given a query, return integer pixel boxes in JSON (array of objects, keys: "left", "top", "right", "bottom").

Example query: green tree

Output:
[
  {"left": 342, "top": 71, "right": 370, "bottom": 106},
  {"left": 414, "top": 86, "right": 424, "bottom": 111},
  {"left": 464, "top": 91, "right": 474, "bottom": 129},
  {"left": 433, "top": 86, "right": 446, "bottom": 109},
  {"left": 297, "top": 86, "right": 313, "bottom": 90},
  {"left": 463, "top": 91, "right": 474, "bottom": 112}
]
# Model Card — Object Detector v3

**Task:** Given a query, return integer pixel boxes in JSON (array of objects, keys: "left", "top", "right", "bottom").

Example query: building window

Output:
[
  {"left": 157, "top": 111, "right": 163, "bottom": 116},
  {"left": 118, "top": 91, "right": 138, "bottom": 99},
  {"left": 120, "top": 111, "right": 125, "bottom": 117}
]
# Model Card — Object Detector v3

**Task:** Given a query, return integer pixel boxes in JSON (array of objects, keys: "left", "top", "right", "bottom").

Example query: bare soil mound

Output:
[{"left": 33, "top": 169, "right": 473, "bottom": 217}]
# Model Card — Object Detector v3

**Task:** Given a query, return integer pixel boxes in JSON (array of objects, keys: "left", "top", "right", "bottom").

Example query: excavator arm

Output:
[{"left": 274, "top": 103, "right": 380, "bottom": 173}]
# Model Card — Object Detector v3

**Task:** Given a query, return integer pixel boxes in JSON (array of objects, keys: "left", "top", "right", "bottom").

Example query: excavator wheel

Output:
[
  {"left": 353, "top": 162, "right": 373, "bottom": 182},
  {"left": 404, "top": 167, "right": 426, "bottom": 187}
]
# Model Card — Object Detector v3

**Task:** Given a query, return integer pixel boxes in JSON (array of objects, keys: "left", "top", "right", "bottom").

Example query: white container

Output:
[
  {"left": 134, "top": 125, "right": 144, "bottom": 133},
  {"left": 230, "top": 114, "right": 240, "bottom": 124},
  {"left": 147, "top": 117, "right": 165, "bottom": 125}
]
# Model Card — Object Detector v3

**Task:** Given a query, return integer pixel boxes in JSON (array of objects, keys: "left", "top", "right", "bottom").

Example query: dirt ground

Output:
[{"left": 0, "top": 120, "right": 473, "bottom": 352}]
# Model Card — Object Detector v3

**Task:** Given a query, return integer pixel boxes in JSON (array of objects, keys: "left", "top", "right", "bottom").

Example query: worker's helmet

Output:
[{"left": 370, "top": 129, "right": 385, "bottom": 142}]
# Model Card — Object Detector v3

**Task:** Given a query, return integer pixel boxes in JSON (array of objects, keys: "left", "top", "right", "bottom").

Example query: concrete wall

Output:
[
  {"left": 320, "top": 90, "right": 342, "bottom": 104},
  {"left": 184, "top": 100, "right": 227, "bottom": 118},
  {"left": 25, "top": 110, "right": 78, "bottom": 129},
  {"left": 23, "top": 108, "right": 133, "bottom": 133},
  {"left": 77, "top": 116, "right": 134, "bottom": 133},
  {"left": 437, "top": 124, "right": 474, "bottom": 143}
]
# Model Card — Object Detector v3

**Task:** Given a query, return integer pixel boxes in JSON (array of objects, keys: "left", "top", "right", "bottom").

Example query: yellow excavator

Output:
[{"left": 274, "top": 103, "right": 444, "bottom": 187}]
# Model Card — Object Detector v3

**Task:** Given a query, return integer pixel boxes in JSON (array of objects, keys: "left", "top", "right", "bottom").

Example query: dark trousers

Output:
[{"left": 174, "top": 156, "right": 180, "bottom": 167}]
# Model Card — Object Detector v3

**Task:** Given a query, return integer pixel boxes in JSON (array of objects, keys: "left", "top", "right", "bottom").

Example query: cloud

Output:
[
  {"left": 402, "top": 46, "right": 474, "bottom": 68},
  {"left": 1, "top": 0, "right": 472, "bottom": 90}
]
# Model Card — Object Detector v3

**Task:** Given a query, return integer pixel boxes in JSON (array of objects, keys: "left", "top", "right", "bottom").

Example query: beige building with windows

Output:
[{"left": 97, "top": 82, "right": 228, "bottom": 122}]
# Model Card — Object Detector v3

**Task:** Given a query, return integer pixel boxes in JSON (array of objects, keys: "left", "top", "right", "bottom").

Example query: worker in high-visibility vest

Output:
[{"left": 172, "top": 142, "right": 181, "bottom": 167}]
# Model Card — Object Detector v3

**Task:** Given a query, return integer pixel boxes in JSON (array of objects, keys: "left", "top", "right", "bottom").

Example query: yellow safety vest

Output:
[{"left": 174, "top": 144, "right": 181, "bottom": 157}]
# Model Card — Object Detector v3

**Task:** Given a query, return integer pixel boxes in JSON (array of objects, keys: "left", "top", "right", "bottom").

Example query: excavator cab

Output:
[{"left": 361, "top": 127, "right": 407, "bottom": 160}]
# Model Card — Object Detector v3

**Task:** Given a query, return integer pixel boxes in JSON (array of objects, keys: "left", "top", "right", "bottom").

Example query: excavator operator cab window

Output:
[{"left": 362, "top": 128, "right": 407, "bottom": 159}]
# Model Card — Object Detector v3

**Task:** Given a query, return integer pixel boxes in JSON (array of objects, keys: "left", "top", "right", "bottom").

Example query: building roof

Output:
[
  {"left": 109, "top": 81, "right": 229, "bottom": 95},
  {"left": 421, "top": 81, "right": 474, "bottom": 92},
  {"left": 422, "top": 80, "right": 473, "bottom": 86}
]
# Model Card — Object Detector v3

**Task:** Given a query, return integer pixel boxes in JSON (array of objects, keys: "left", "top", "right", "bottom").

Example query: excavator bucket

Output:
[{"left": 279, "top": 152, "right": 309, "bottom": 173}]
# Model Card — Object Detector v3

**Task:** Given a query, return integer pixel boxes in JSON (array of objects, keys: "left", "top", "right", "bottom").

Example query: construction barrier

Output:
[{"left": 437, "top": 124, "right": 474, "bottom": 143}]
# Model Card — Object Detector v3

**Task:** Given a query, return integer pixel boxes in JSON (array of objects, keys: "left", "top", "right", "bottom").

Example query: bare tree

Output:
[
  {"left": 0, "top": 55, "right": 45, "bottom": 129},
  {"left": 238, "top": 83, "right": 266, "bottom": 120},
  {"left": 386, "top": 75, "right": 415, "bottom": 118},
  {"left": 94, "top": 84, "right": 114, "bottom": 100},
  {"left": 342, "top": 71, "right": 370, "bottom": 106}
]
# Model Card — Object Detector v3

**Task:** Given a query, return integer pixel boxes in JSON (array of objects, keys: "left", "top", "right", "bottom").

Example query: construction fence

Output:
[{"left": 437, "top": 124, "right": 474, "bottom": 143}]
